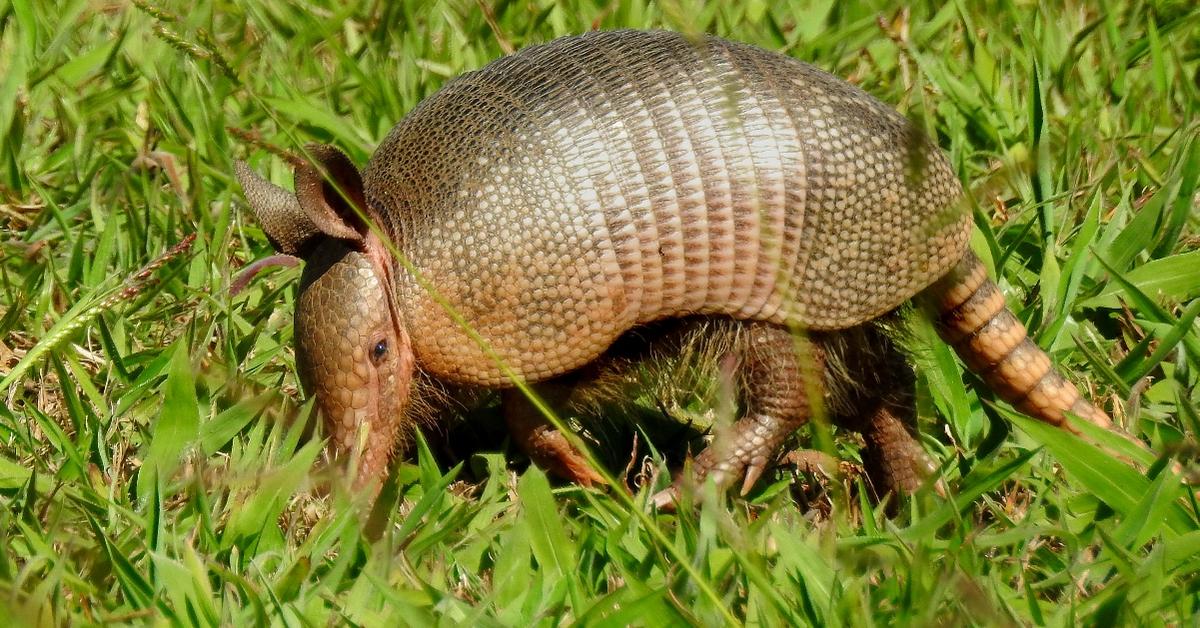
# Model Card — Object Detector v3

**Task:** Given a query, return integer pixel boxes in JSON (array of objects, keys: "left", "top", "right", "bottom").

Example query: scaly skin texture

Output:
[
  {"left": 928, "top": 251, "right": 1112, "bottom": 429},
  {"left": 236, "top": 29, "right": 1126, "bottom": 497},
  {"left": 366, "top": 30, "right": 968, "bottom": 386},
  {"left": 294, "top": 241, "right": 413, "bottom": 478}
]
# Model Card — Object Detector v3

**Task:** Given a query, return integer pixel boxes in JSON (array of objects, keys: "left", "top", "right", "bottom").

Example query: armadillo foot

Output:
[
  {"left": 650, "top": 411, "right": 808, "bottom": 509},
  {"left": 503, "top": 387, "right": 606, "bottom": 487},
  {"left": 783, "top": 449, "right": 843, "bottom": 478},
  {"left": 831, "top": 332, "right": 942, "bottom": 499},
  {"left": 858, "top": 401, "right": 942, "bottom": 498},
  {"left": 650, "top": 485, "right": 680, "bottom": 510},
  {"left": 652, "top": 322, "right": 818, "bottom": 509},
  {"left": 699, "top": 412, "right": 808, "bottom": 494}
]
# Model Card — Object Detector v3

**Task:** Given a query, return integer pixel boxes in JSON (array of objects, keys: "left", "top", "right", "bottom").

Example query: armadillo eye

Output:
[{"left": 371, "top": 339, "right": 388, "bottom": 364}]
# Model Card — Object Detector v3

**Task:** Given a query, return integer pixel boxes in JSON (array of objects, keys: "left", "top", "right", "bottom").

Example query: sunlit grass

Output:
[{"left": 1, "top": 0, "right": 1197, "bottom": 624}]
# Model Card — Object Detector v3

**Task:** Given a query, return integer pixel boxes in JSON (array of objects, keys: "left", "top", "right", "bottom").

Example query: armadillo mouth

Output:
[{"left": 348, "top": 360, "right": 390, "bottom": 485}]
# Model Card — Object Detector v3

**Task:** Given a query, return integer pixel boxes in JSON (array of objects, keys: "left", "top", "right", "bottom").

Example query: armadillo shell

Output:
[{"left": 363, "top": 29, "right": 970, "bottom": 386}]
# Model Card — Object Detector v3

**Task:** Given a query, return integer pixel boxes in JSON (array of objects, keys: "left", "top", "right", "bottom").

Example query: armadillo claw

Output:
[
  {"left": 647, "top": 462, "right": 762, "bottom": 511},
  {"left": 519, "top": 423, "right": 607, "bottom": 487},
  {"left": 648, "top": 445, "right": 776, "bottom": 510},
  {"left": 707, "top": 414, "right": 797, "bottom": 488},
  {"left": 741, "top": 460, "right": 767, "bottom": 496},
  {"left": 551, "top": 440, "right": 608, "bottom": 488},
  {"left": 503, "top": 387, "right": 608, "bottom": 488}
]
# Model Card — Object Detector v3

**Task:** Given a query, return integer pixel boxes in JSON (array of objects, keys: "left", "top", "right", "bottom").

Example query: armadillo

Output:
[{"left": 236, "top": 29, "right": 1118, "bottom": 500}]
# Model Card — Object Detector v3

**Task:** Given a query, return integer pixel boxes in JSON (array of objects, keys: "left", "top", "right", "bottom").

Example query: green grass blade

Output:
[
  {"left": 1007, "top": 412, "right": 1194, "bottom": 535},
  {"left": 136, "top": 339, "right": 200, "bottom": 503},
  {"left": 518, "top": 467, "right": 584, "bottom": 613}
]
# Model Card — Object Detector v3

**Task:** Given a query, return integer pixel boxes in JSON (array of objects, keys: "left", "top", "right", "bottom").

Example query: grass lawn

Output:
[{"left": 2, "top": 0, "right": 1198, "bottom": 624}]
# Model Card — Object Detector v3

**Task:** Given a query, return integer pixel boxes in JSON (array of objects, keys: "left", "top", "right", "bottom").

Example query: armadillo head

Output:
[{"left": 235, "top": 145, "right": 413, "bottom": 491}]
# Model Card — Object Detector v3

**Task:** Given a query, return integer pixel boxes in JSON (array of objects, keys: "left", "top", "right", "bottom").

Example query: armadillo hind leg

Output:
[
  {"left": 654, "top": 322, "right": 818, "bottom": 508},
  {"left": 840, "top": 354, "right": 937, "bottom": 498},
  {"left": 928, "top": 251, "right": 1113, "bottom": 430},
  {"left": 503, "top": 386, "right": 607, "bottom": 487},
  {"left": 857, "top": 401, "right": 935, "bottom": 497},
  {"left": 818, "top": 325, "right": 939, "bottom": 499}
]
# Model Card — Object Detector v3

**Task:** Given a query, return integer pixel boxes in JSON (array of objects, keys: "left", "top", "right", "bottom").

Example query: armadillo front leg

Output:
[
  {"left": 656, "top": 322, "right": 818, "bottom": 507},
  {"left": 503, "top": 385, "right": 607, "bottom": 487}
]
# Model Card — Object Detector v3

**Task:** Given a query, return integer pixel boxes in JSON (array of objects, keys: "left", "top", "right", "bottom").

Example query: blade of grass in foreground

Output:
[
  {"left": 900, "top": 448, "right": 1039, "bottom": 541},
  {"left": 519, "top": 468, "right": 585, "bottom": 614},
  {"left": 1007, "top": 411, "right": 1195, "bottom": 536},
  {"left": 136, "top": 339, "right": 200, "bottom": 504},
  {"left": 1081, "top": 251, "right": 1200, "bottom": 310}
]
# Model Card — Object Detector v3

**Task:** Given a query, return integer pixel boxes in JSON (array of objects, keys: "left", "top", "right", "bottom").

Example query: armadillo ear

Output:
[
  {"left": 235, "top": 160, "right": 320, "bottom": 256},
  {"left": 293, "top": 144, "right": 370, "bottom": 244}
]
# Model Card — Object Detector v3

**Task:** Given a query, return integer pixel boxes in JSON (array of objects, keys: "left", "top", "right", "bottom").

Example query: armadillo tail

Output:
[{"left": 926, "top": 251, "right": 1112, "bottom": 431}]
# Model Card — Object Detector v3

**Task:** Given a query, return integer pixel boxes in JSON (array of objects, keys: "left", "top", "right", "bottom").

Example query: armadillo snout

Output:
[{"left": 294, "top": 240, "right": 414, "bottom": 486}]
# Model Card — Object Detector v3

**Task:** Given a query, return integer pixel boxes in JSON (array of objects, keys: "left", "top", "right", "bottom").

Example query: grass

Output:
[{"left": 1, "top": 0, "right": 1198, "bottom": 624}]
